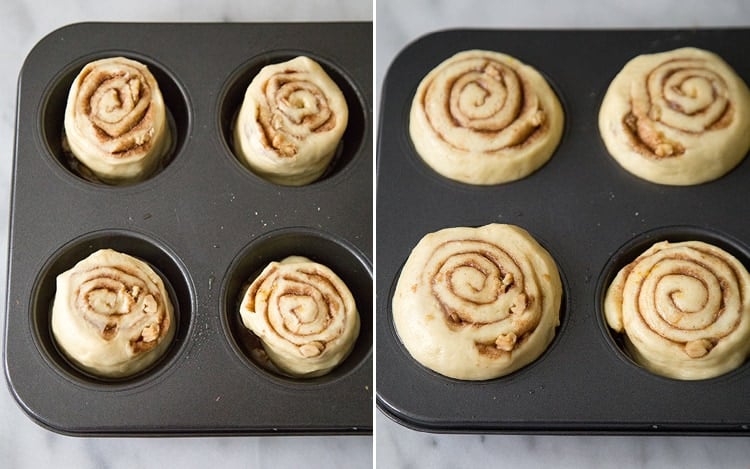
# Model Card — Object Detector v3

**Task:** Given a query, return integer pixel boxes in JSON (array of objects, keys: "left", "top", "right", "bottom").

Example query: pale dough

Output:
[
  {"left": 392, "top": 224, "right": 562, "bottom": 380},
  {"left": 599, "top": 47, "right": 750, "bottom": 185},
  {"left": 409, "top": 50, "right": 564, "bottom": 185},
  {"left": 64, "top": 57, "right": 171, "bottom": 184},
  {"left": 240, "top": 256, "right": 360, "bottom": 378},
  {"left": 51, "top": 249, "right": 175, "bottom": 378},
  {"left": 604, "top": 240, "right": 750, "bottom": 380},
  {"left": 233, "top": 56, "right": 349, "bottom": 186}
]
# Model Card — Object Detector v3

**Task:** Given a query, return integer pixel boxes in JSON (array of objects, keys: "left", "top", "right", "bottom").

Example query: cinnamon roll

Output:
[
  {"left": 604, "top": 240, "right": 750, "bottom": 380},
  {"left": 239, "top": 256, "right": 360, "bottom": 377},
  {"left": 63, "top": 57, "right": 171, "bottom": 184},
  {"left": 599, "top": 47, "right": 750, "bottom": 185},
  {"left": 392, "top": 224, "right": 562, "bottom": 380},
  {"left": 51, "top": 249, "right": 175, "bottom": 378},
  {"left": 233, "top": 56, "right": 348, "bottom": 186},
  {"left": 409, "top": 50, "right": 564, "bottom": 185}
]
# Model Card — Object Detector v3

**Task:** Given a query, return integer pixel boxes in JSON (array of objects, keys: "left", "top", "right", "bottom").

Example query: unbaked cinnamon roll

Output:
[
  {"left": 599, "top": 47, "right": 750, "bottom": 185},
  {"left": 392, "top": 224, "right": 562, "bottom": 380},
  {"left": 51, "top": 249, "right": 175, "bottom": 378},
  {"left": 239, "top": 256, "right": 360, "bottom": 377},
  {"left": 63, "top": 57, "right": 171, "bottom": 184},
  {"left": 233, "top": 56, "right": 348, "bottom": 186},
  {"left": 604, "top": 240, "right": 750, "bottom": 380},
  {"left": 409, "top": 50, "right": 564, "bottom": 185}
]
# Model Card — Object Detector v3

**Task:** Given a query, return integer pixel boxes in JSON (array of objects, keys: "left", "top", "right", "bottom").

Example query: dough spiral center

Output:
[
  {"left": 625, "top": 58, "right": 733, "bottom": 158},
  {"left": 74, "top": 60, "right": 159, "bottom": 154},
  {"left": 260, "top": 72, "right": 337, "bottom": 157},
  {"left": 267, "top": 271, "right": 344, "bottom": 348},
  {"left": 626, "top": 248, "right": 741, "bottom": 347},
  {"left": 72, "top": 264, "right": 167, "bottom": 348},
  {"left": 424, "top": 58, "right": 544, "bottom": 153},
  {"left": 240, "top": 256, "right": 360, "bottom": 376},
  {"left": 244, "top": 262, "right": 356, "bottom": 358},
  {"left": 604, "top": 239, "right": 750, "bottom": 379},
  {"left": 428, "top": 242, "right": 529, "bottom": 328}
]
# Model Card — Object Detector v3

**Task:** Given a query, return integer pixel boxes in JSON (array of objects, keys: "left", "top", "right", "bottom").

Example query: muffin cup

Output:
[
  {"left": 596, "top": 225, "right": 750, "bottom": 381},
  {"left": 221, "top": 227, "right": 372, "bottom": 386},
  {"left": 40, "top": 51, "right": 191, "bottom": 187},
  {"left": 219, "top": 51, "right": 367, "bottom": 186},
  {"left": 30, "top": 230, "right": 193, "bottom": 388}
]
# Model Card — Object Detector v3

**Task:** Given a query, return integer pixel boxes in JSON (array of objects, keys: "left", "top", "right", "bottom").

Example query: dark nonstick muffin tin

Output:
[
  {"left": 5, "top": 22, "right": 372, "bottom": 436},
  {"left": 376, "top": 29, "right": 750, "bottom": 434}
]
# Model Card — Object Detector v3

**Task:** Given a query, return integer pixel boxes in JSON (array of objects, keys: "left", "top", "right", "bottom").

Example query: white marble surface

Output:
[
  {"left": 376, "top": 0, "right": 750, "bottom": 468},
  {"left": 0, "top": 1, "right": 372, "bottom": 468}
]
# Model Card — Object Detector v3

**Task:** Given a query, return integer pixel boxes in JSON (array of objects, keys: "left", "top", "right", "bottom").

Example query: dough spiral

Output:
[
  {"left": 239, "top": 256, "right": 360, "bottom": 377},
  {"left": 51, "top": 249, "right": 175, "bottom": 378},
  {"left": 599, "top": 47, "right": 750, "bottom": 185},
  {"left": 63, "top": 57, "right": 171, "bottom": 184},
  {"left": 409, "top": 50, "right": 564, "bottom": 185},
  {"left": 604, "top": 240, "right": 750, "bottom": 379},
  {"left": 392, "top": 224, "right": 562, "bottom": 380},
  {"left": 233, "top": 56, "right": 349, "bottom": 186}
]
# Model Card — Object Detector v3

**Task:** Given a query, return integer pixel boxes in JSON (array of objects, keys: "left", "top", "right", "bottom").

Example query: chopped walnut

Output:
[
  {"left": 141, "top": 323, "right": 160, "bottom": 342},
  {"left": 634, "top": 117, "right": 684, "bottom": 158},
  {"left": 654, "top": 143, "right": 675, "bottom": 157},
  {"left": 272, "top": 134, "right": 297, "bottom": 156},
  {"left": 530, "top": 110, "right": 545, "bottom": 127},
  {"left": 684, "top": 338, "right": 714, "bottom": 358},
  {"left": 484, "top": 64, "right": 501, "bottom": 80},
  {"left": 510, "top": 293, "right": 527, "bottom": 315},
  {"left": 495, "top": 332, "right": 517, "bottom": 352},
  {"left": 128, "top": 77, "right": 141, "bottom": 103},
  {"left": 299, "top": 341, "right": 324, "bottom": 357},
  {"left": 500, "top": 273, "right": 514, "bottom": 293},
  {"left": 134, "top": 128, "right": 153, "bottom": 146},
  {"left": 142, "top": 294, "right": 157, "bottom": 314}
]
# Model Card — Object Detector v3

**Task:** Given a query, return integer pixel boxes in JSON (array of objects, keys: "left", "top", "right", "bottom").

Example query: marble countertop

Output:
[
  {"left": 376, "top": 0, "right": 750, "bottom": 468},
  {"left": 3, "top": 0, "right": 750, "bottom": 467},
  {"left": 0, "top": 1, "right": 371, "bottom": 468}
]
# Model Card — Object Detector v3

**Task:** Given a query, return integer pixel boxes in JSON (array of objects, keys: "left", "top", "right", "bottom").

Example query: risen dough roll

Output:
[
  {"left": 409, "top": 50, "right": 564, "bottom": 185},
  {"left": 239, "top": 256, "right": 360, "bottom": 377},
  {"left": 599, "top": 47, "right": 750, "bottom": 185},
  {"left": 51, "top": 249, "right": 175, "bottom": 378},
  {"left": 64, "top": 57, "right": 171, "bottom": 184},
  {"left": 604, "top": 240, "right": 750, "bottom": 380},
  {"left": 233, "top": 56, "right": 349, "bottom": 186},
  {"left": 392, "top": 224, "right": 562, "bottom": 380}
]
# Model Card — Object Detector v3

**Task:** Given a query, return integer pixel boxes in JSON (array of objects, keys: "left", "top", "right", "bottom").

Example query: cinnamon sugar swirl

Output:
[
  {"left": 63, "top": 57, "right": 171, "bottom": 184},
  {"left": 239, "top": 256, "right": 360, "bottom": 377},
  {"left": 233, "top": 56, "right": 348, "bottom": 186},
  {"left": 409, "top": 50, "right": 564, "bottom": 185},
  {"left": 392, "top": 224, "right": 562, "bottom": 380},
  {"left": 604, "top": 240, "right": 750, "bottom": 379},
  {"left": 599, "top": 47, "right": 750, "bottom": 185},
  {"left": 51, "top": 249, "right": 175, "bottom": 378}
]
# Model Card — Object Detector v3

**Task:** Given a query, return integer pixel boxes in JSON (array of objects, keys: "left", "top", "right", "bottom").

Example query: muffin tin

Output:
[
  {"left": 376, "top": 28, "right": 750, "bottom": 434},
  {"left": 5, "top": 22, "right": 372, "bottom": 435}
]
